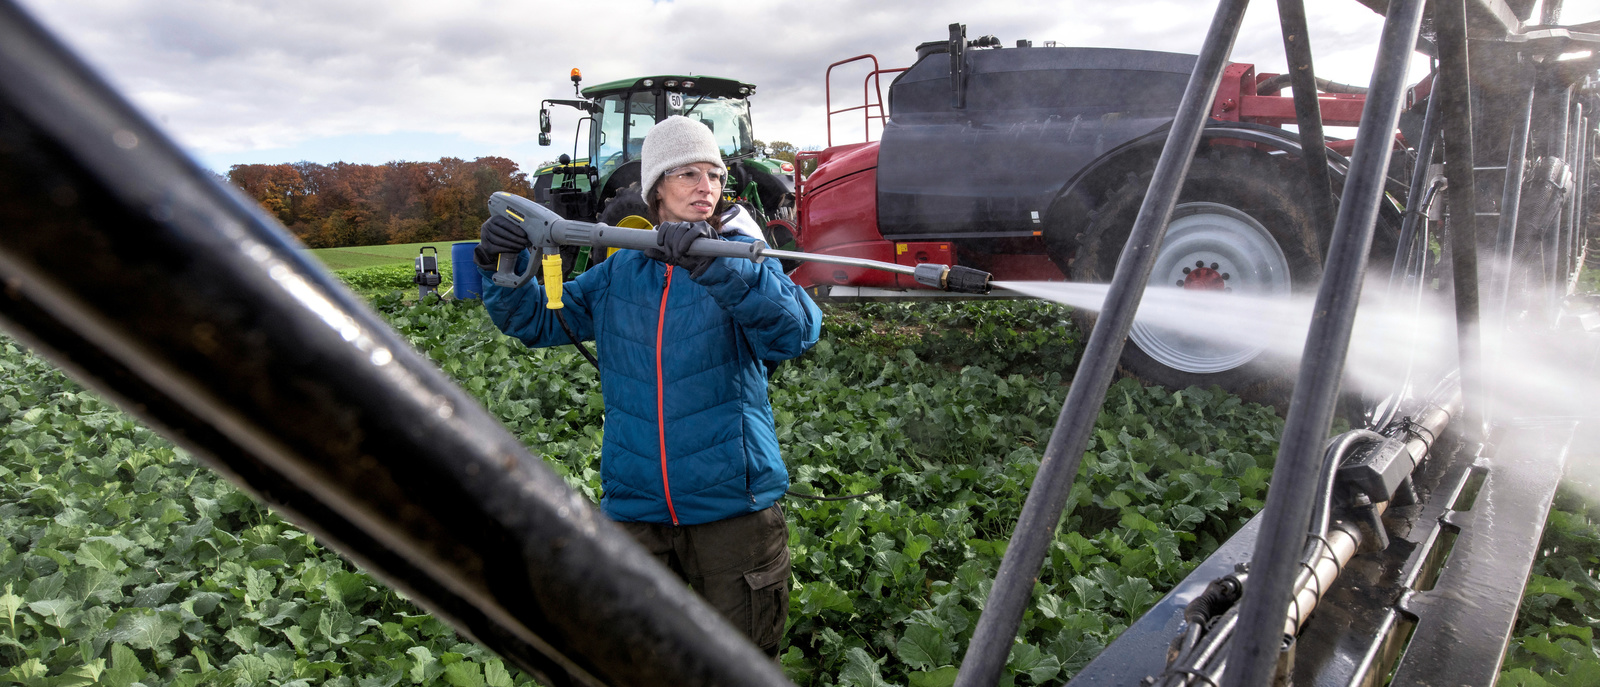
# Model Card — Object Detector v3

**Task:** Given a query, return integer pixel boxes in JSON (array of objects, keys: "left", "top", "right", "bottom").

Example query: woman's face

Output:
[{"left": 655, "top": 162, "right": 724, "bottom": 223}]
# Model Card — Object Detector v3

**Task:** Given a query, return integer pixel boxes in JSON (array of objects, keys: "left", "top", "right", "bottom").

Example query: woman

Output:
[{"left": 474, "top": 115, "right": 820, "bottom": 655}]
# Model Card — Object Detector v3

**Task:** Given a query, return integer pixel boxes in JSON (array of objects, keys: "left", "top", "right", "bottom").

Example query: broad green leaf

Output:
[
  {"left": 408, "top": 646, "right": 443, "bottom": 683},
  {"left": 75, "top": 539, "right": 125, "bottom": 572},
  {"left": 5, "top": 658, "right": 47, "bottom": 685},
  {"left": 896, "top": 621, "right": 954, "bottom": 670},
  {"left": 1007, "top": 641, "right": 1062, "bottom": 684},
  {"left": 0, "top": 583, "right": 22, "bottom": 634},
  {"left": 837, "top": 647, "right": 891, "bottom": 687},
  {"left": 1068, "top": 574, "right": 1106, "bottom": 609},
  {"left": 1499, "top": 667, "right": 1555, "bottom": 687},
  {"left": 1526, "top": 575, "right": 1587, "bottom": 605},
  {"left": 484, "top": 659, "right": 514, "bottom": 687},
  {"left": 1550, "top": 658, "right": 1600, "bottom": 687},
  {"left": 104, "top": 643, "right": 147, "bottom": 687},
  {"left": 66, "top": 568, "right": 123, "bottom": 604},
  {"left": 327, "top": 571, "right": 370, "bottom": 608},
  {"left": 244, "top": 566, "right": 278, "bottom": 602},
  {"left": 225, "top": 625, "right": 259, "bottom": 652},
  {"left": 108, "top": 608, "right": 181, "bottom": 650},
  {"left": 24, "top": 573, "right": 65, "bottom": 602},
  {"left": 131, "top": 581, "right": 180, "bottom": 607},
  {"left": 25, "top": 597, "right": 75, "bottom": 628},
  {"left": 908, "top": 666, "right": 960, "bottom": 687},
  {"left": 903, "top": 533, "right": 933, "bottom": 562},
  {"left": 797, "top": 580, "right": 854, "bottom": 615},
  {"left": 55, "top": 658, "right": 106, "bottom": 687},
  {"left": 228, "top": 654, "right": 271, "bottom": 686},
  {"left": 86, "top": 534, "right": 136, "bottom": 551},
  {"left": 444, "top": 660, "right": 487, "bottom": 687},
  {"left": 284, "top": 624, "right": 310, "bottom": 654},
  {"left": 191, "top": 646, "right": 214, "bottom": 673}
]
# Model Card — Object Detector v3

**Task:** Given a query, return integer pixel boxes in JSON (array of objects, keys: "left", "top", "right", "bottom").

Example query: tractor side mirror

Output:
[{"left": 538, "top": 133, "right": 551, "bottom": 146}]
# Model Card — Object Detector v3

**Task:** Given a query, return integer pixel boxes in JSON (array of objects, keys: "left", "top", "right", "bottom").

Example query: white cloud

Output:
[{"left": 13, "top": 0, "right": 1598, "bottom": 172}]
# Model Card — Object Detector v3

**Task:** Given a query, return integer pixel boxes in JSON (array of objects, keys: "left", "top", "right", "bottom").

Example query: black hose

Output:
[
  {"left": 1310, "top": 429, "right": 1384, "bottom": 543},
  {"left": 553, "top": 309, "right": 599, "bottom": 370},
  {"left": 1255, "top": 73, "right": 1370, "bottom": 96},
  {"left": 1182, "top": 575, "right": 1246, "bottom": 627}
]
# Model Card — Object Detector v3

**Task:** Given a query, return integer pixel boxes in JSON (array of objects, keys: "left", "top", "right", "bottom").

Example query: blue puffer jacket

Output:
[{"left": 479, "top": 232, "right": 821, "bottom": 526}]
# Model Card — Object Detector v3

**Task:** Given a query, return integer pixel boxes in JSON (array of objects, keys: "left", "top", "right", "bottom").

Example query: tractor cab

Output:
[
  {"left": 535, "top": 71, "right": 797, "bottom": 275},
  {"left": 536, "top": 73, "right": 771, "bottom": 223}
]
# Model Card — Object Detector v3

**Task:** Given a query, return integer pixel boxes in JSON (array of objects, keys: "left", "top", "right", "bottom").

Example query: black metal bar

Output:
[
  {"left": 1276, "top": 0, "right": 1337, "bottom": 228},
  {"left": 0, "top": 3, "right": 791, "bottom": 686},
  {"left": 1561, "top": 102, "right": 1582, "bottom": 287},
  {"left": 1578, "top": 116, "right": 1591, "bottom": 271},
  {"left": 1392, "top": 72, "right": 1443, "bottom": 291},
  {"left": 1221, "top": 1, "right": 1426, "bottom": 685},
  {"left": 1436, "top": 0, "right": 1486, "bottom": 442},
  {"left": 1541, "top": 0, "right": 1564, "bottom": 25},
  {"left": 1544, "top": 85, "right": 1573, "bottom": 318},
  {"left": 953, "top": 1, "right": 1253, "bottom": 684},
  {"left": 1494, "top": 77, "right": 1536, "bottom": 321}
]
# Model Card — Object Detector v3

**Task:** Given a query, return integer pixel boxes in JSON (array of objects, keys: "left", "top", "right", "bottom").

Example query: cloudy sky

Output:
[{"left": 13, "top": 0, "right": 1600, "bottom": 175}]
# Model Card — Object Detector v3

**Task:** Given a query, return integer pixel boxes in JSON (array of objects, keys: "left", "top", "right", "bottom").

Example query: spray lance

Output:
[{"left": 485, "top": 191, "right": 993, "bottom": 295}]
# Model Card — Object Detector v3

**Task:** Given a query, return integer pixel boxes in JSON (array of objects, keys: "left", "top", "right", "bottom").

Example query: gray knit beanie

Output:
[{"left": 640, "top": 115, "right": 727, "bottom": 202}]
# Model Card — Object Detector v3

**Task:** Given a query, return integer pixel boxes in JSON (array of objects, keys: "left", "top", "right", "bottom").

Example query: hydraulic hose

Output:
[{"left": 1254, "top": 74, "right": 1371, "bottom": 96}]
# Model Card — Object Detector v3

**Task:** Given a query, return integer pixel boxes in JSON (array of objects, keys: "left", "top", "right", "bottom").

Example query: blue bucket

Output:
[{"left": 451, "top": 242, "right": 483, "bottom": 300}]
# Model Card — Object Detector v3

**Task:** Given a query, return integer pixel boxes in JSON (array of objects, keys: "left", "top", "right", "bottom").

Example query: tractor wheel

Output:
[
  {"left": 1067, "top": 146, "right": 1336, "bottom": 409},
  {"left": 763, "top": 217, "right": 801, "bottom": 274},
  {"left": 594, "top": 183, "right": 652, "bottom": 269}
]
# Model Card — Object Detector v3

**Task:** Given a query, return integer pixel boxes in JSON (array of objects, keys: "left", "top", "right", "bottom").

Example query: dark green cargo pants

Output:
[{"left": 615, "top": 505, "right": 791, "bottom": 656}]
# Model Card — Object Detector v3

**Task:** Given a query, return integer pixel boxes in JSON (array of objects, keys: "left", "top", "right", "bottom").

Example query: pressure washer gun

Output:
[{"left": 484, "top": 192, "right": 992, "bottom": 303}]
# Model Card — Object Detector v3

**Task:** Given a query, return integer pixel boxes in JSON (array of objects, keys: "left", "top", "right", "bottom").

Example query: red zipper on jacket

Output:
[{"left": 656, "top": 266, "right": 679, "bottom": 525}]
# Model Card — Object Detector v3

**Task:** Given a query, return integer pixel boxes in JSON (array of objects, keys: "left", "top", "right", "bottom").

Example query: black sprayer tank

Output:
[{"left": 876, "top": 46, "right": 1198, "bottom": 239}]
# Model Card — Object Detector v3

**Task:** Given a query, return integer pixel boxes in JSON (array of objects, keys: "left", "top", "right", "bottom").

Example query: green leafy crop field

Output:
[
  {"left": 305, "top": 242, "right": 470, "bottom": 272},
  {"left": 0, "top": 284, "right": 1596, "bottom": 686}
]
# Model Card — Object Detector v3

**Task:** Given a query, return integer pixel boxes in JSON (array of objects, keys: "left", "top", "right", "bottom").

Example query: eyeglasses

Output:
[{"left": 662, "top": 166, "right": 725, "bottom": 189}]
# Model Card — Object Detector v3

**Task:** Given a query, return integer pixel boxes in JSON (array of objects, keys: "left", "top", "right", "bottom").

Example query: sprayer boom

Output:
[{"left": 486, "top": 191, "right": 991, "bottom": 294}]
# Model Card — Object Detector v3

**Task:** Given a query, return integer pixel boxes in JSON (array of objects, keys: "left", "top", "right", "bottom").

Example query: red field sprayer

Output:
[{"left": 786, "top": 23, "right": 1428, "bottom": 405}]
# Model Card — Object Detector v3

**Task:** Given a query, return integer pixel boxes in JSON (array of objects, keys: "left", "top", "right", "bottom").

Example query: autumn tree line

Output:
[
  {"left": 228, "top": 142, "right": 812, "bottom": 249},
  {"left": 227, "top": 157, "right": 533, "bottom": 249}
]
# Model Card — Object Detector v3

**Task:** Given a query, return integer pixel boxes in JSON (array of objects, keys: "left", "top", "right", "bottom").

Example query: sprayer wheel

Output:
[{"left": 1068, "top": 146, "right": 1332, "bottom": 409}]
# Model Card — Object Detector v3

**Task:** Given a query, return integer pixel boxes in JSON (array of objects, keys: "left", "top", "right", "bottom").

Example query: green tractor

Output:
[{"left": 533, "top": 70, "right": 797, "bottom": 272}]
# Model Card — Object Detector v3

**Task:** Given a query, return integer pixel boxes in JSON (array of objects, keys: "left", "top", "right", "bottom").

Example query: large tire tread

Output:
[{"left": 1065, "top": 145, "right": 1344, "bottom": 412}]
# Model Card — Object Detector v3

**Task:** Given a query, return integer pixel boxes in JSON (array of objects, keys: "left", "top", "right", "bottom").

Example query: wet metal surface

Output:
[{"left": 1388, "top": 421, "right": 1575, "bottom": 687}]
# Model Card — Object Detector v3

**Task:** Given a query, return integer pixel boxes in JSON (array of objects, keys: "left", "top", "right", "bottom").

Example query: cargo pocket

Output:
[{"left": 743, "top": 547, "right": 791, "bottom": 651}]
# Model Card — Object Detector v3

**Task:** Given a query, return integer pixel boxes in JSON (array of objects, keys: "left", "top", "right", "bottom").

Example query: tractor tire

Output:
[
  {"left": 764, "top": 217, "right": 802, "bottom": 274},
  {"left": 593, "top": 183, "right": 652, "bottom": 269},
  {"left": 1067, "top": 146, "right": 1372, "bottom": 410}
]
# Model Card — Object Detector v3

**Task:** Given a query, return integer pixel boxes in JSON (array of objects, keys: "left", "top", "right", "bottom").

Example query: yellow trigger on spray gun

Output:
[
  {"left": 492, "top": 200, "right": 563, "bottom": 309},
  {"left": 541, "top": 253, "right": 565, "bottom": 310}
]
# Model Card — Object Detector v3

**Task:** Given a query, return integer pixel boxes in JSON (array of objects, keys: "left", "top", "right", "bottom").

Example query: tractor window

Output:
[
  {"left": 683, "top": 97, "right": 754, "bottom": 157},
  {"left": 594, "top": 92, "right": 660, "bottom": 176},
  {"left": 594, "top": 95, "right": 628, "bottom": 174},
  {"left": 625, "top": 91, "right": 657, "bottom": 160}
]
